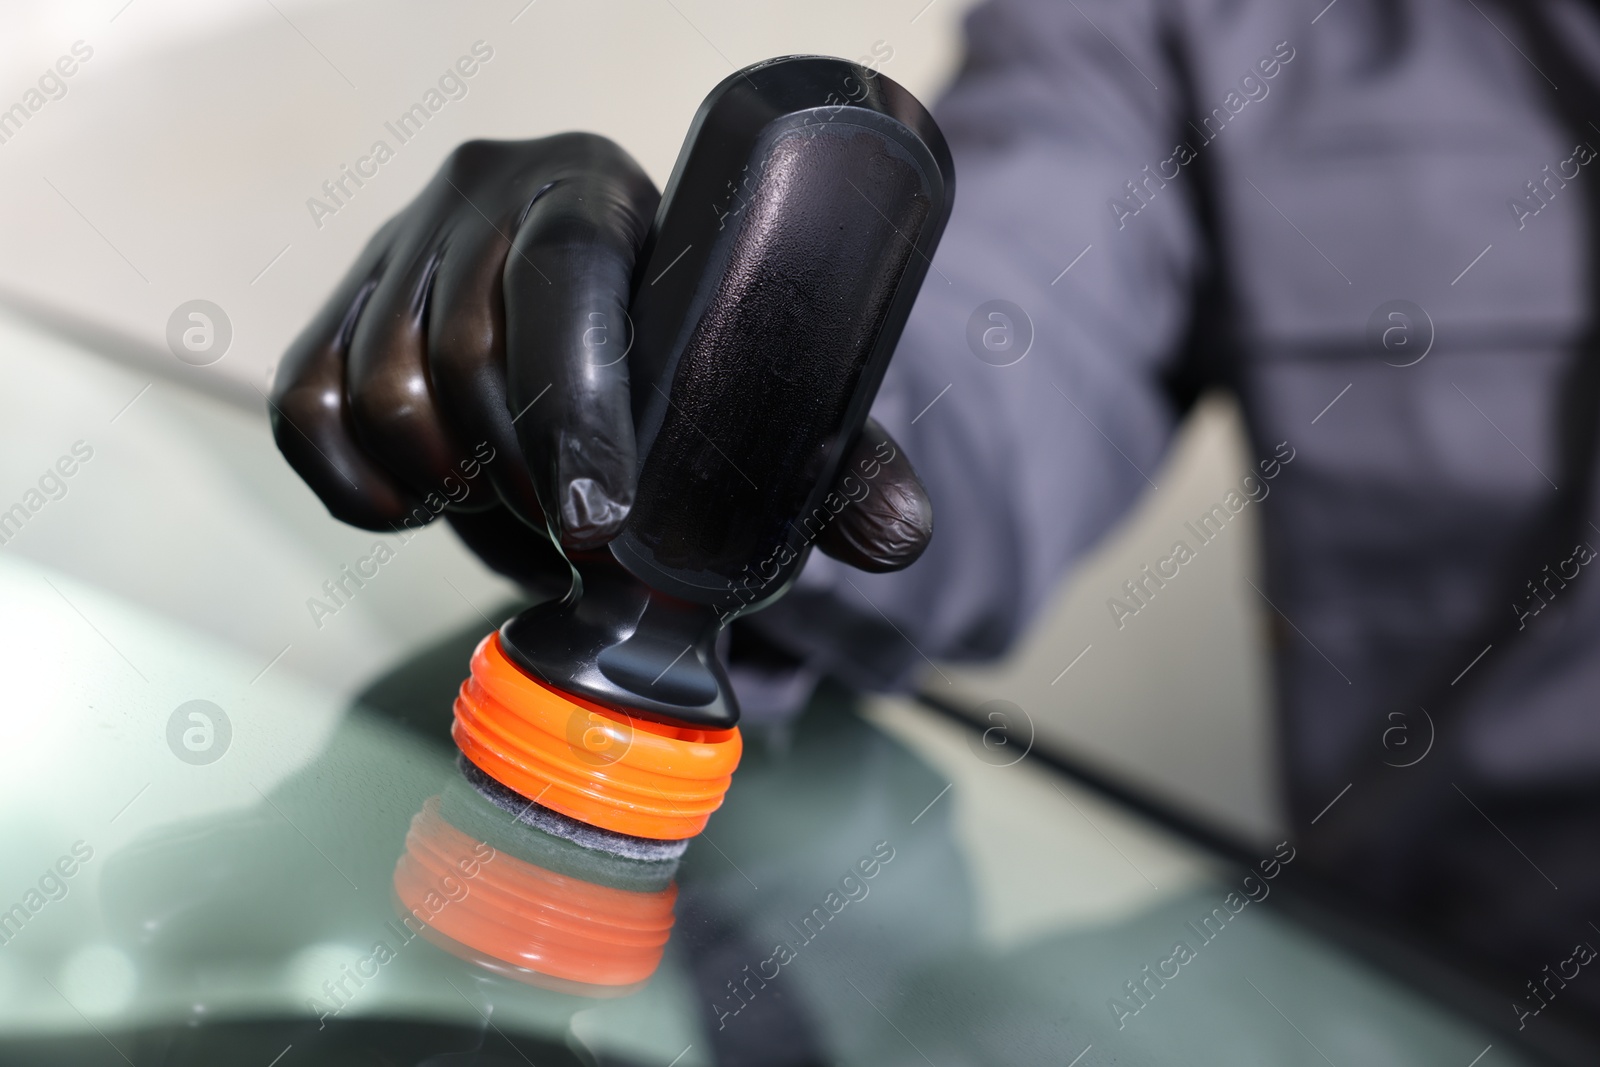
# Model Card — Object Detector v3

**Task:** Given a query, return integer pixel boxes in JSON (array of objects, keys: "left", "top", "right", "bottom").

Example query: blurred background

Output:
[{"left": 0, "top": 0, "right": 1280, "bottom": 844}]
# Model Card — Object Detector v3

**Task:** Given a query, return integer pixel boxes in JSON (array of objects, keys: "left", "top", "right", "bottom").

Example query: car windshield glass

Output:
[{"left": 0, "top": 310, "right": 1544, "bottom": 1067}]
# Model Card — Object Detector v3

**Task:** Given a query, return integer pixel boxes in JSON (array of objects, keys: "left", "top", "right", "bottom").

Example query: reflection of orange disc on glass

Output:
[
  {"left": 452, "top": 633, "right": 742, "bottom": 841},
  {"left": 394, "top": 797, "right": 677, "bottom": 995}
]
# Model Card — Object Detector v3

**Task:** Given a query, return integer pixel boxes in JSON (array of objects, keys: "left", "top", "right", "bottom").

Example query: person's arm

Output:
[{"left": 742, "top": 0, "right": 1204, "bottom": 694}]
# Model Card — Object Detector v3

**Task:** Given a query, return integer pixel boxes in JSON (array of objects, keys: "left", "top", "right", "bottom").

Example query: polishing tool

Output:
[{"left": 452, "top": 54, "right": 954, "bottom": 857}]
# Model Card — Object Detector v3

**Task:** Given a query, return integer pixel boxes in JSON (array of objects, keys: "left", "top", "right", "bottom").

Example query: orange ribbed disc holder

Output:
[
  {"left": 394, "top": 797, "right": 677, "bottom": 991},
  {"left": 452, "top": 633, "right": 742, "bottom": 841}
]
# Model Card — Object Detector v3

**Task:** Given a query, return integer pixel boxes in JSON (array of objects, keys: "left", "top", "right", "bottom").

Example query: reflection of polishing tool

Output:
[
  {"left": 452, "top": 55, "right": 954, "bottom": 857},
  {"left": 394, "top": 787, "right": 678, "bottom": 996}
]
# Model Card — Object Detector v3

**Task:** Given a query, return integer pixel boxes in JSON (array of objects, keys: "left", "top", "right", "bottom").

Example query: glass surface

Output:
[
  {"left": 0, "top": 312, "right": 1547, "bottom": 1066},
  {"left": 0, "top": 567, "right": 1532, "bottom": 1066}
]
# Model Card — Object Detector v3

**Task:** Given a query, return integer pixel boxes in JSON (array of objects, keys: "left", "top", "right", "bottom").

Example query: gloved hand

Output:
[{"left": 270, "top": 135, "right": 933, "bottom": 593}]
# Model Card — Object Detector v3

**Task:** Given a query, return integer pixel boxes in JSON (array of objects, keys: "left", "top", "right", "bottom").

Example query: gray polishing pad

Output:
[
  {"left": 440, "top": 765, "right": 679, "bottom": 890},
  {"left": 457, "top": 754, "right": 691, "bottom": 862}
]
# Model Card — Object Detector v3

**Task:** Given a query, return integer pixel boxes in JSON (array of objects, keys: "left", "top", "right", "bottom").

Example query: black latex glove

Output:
[{"left": 270, "top": 135, "right": 933, "bottom": 592}]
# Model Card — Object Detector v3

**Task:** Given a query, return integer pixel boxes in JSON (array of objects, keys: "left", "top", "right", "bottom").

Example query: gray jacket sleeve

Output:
[{"left": 742, "top": 0, "right": 1205, "bottom": 698}]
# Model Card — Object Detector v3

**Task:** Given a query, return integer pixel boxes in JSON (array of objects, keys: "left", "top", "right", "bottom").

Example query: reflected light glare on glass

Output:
[
  {"left": 281, "top": 942, "right": 368, "bottom": 1002},
  {"left": 59, "top": 944, "right": 136, "bottom": 1016}
]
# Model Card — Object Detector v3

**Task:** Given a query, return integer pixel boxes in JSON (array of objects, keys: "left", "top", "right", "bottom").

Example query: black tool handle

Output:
[
  {"left": 613, "top": 54, "right": 953, "bottom": 607},
  {"left": 502, "top": 55, "right": 954, "bottom": 728}
]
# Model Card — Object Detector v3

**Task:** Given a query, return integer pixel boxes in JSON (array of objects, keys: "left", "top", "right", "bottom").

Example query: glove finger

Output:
[
  {"left": 426, "top": 160, "right": 550, "bottom": 532},
  {"left": 270, "top": 218, "right": 427, "bottom": 531},
  {"left": 503, "top": 134, "right": 659, "bottom": 550},
  {"left": 816, "top": 417, "right": 933, "bottom": 573},
  {"left": 344, "top": 220, "right": 472, "bottom": 514}
]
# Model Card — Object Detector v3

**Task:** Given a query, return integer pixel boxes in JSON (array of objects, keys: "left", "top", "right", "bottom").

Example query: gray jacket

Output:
[{"left": 749, "top": 0, "right": 1600, "bottom": 836}]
